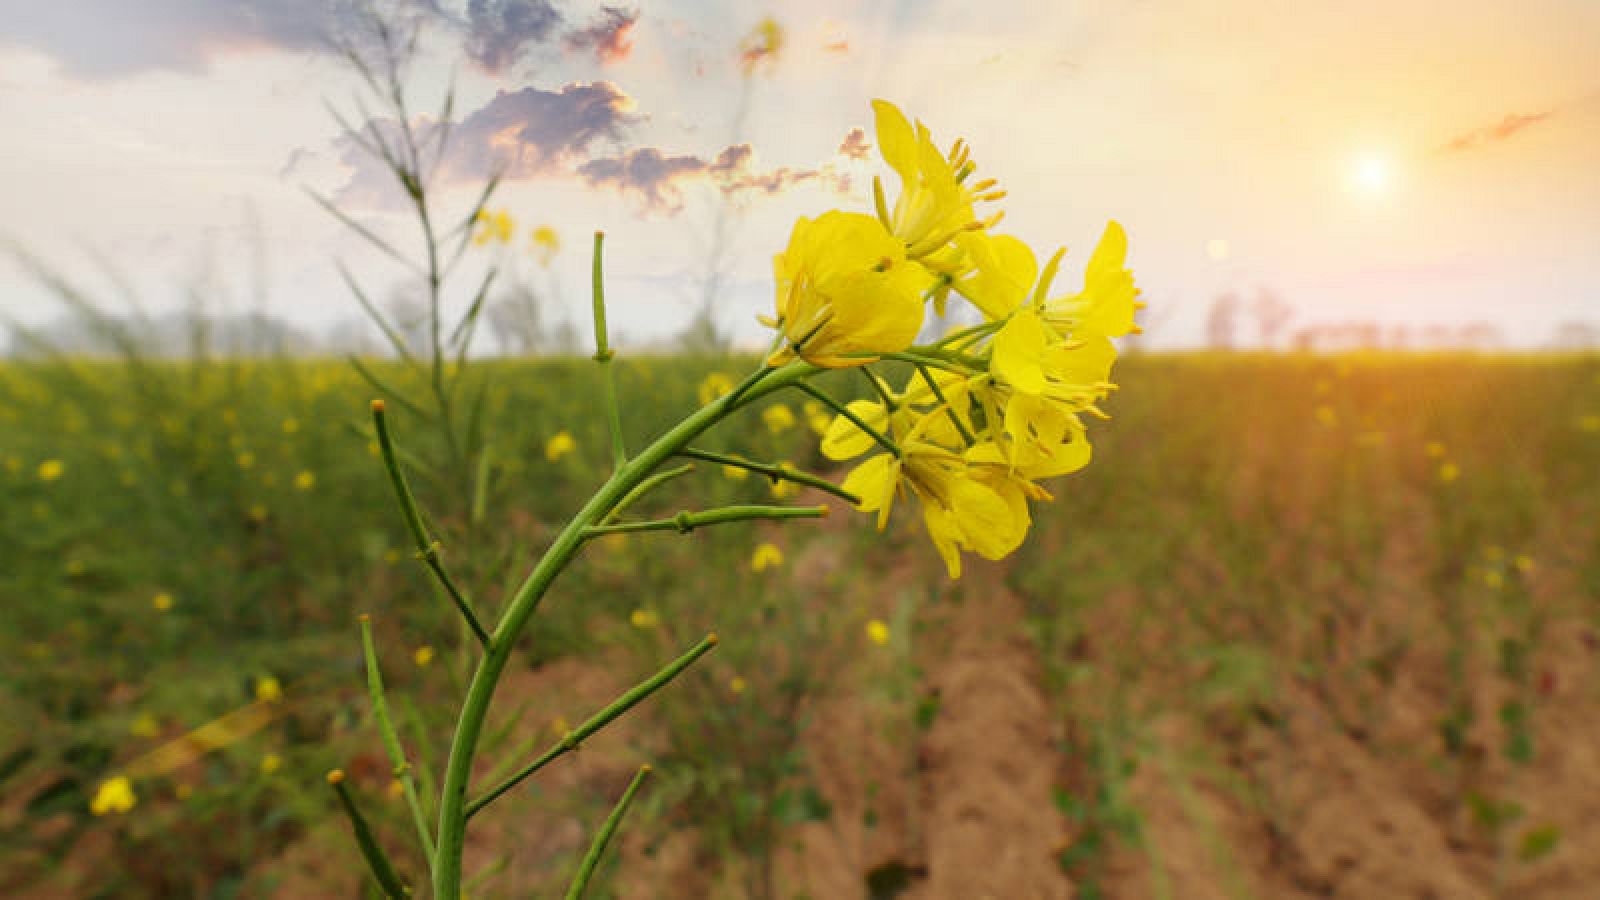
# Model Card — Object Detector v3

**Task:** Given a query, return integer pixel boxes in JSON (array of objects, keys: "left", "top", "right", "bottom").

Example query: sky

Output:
[{"left": 1, "top": 0, "right": 1597, "bottom": 351}]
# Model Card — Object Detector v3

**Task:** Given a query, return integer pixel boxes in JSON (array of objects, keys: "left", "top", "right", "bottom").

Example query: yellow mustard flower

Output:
[
  {"left": 765, "top": 211, "right": 931, "bottom": 368},
  {"left": 865, "top": 619, "right": 890, "bottom": 646},
  {"left": 1514, "top": 554, "right": 1536, "bottom": 574},
  {"left": 282, "top": 418, "right": 299, "bottom": 434},
  {"left": 37, "top": 459, "right": 64, "bottom": 481},
  {"left": 1438, "top": 461, "right": 1461, "bottom": 483},
  {"left": 803, "top": 400, "right": 832, "bottom": 436},
  {"left": 90, "top": 776, "right": 136, "bottom": 816},
  {"left": 248, "top": 504, "right": 268, "bottom": 522},
  {"left": 261, "top": 754, "right": 282, "bottom": 776},
  {"left": 530, "top": 225, "right": 561, "bottom": 265},
  {"left": 152, "top": 592, "right": 174, "bottom": 612},
  {"left": 1424, "top": 441, "right": 1447, "bottom": 459},
  {"left": 762, "top": 403, "right": 797, "bottom": 434},
  {"left": 473, "top": 209, "right": 515, "bottom": 246},
  {"left": 545, "top": 430, "right": 576, "bottom": 463},
  {"left": 1315, "top": 406, "right": 1337, "bottom": 428},
  {"left": 630, "top": 609, "right": 660, "bottom": 629},
  {"left": 722, "top": 464, "right": 750, "bottom": 481},
  {"left": 414, "top": 645, "right": 436, "bottom": 668},
  {"left": 129, "top": 713, "right": 160, "bottom": 738},
  {"left": 1484, "top": 569, "right": 1505, "bottom": 589},
  {"left": 698, "top": 372, "right": 735, "bottom": 405},
  {"left": 1039, "top": 221, "right": 1142, "bottom": 341},
  {"left": 294, "top": 470, "right": 316, "bottom": 491},
  {"left": 236, "top": 451, "right": 255, "bottom": 469},
  {"left": 387, "top": 778, "right": 405, "bottom": 799},
  {"left": 729, "top": 675, "right": 747, "bottom": 695},
  {"left": 750, "top": 542, "right": 784, "bottom": 572},
  {"left": 255, "top": 675, "right": 283, "bottom": 704},
  {"left": 769, "top": 478, "right": 797, "bottom": 499},
  {"left": 872, "top": 99, "right": 1004, "bottom": 260},
  {"left": 1577, "top": 414, "right": 1600, "bottom": 433}
]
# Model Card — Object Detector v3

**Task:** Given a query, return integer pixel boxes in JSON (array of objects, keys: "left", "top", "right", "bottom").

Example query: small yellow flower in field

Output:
[
  {"left": 414, "top": 645, "right": 435, "bottom": 668},
  {"left": 64, "top": 559, "right": 85, "bottom": 576},
  {"left": 803, "top": 401, "right": 831, "bottom": 436},
  {"left": 530, "top": 225, "right": 560, "bottom": 265},
  {"left": 129, "top": 713, "right": 160, "bottom": 738},
  {"left": 750, "top": 542, "right": 784, "bottom": 572},
  {"left": 1578, "top": 414, "right": 1600, "bottom": 433},
  {"left": 387, "top": 778, "right": 405, "bottom": 799},
  {"left": 722, "top": 464, "right": 749, "bottom": 481},
  {"left": 222, "top": 408, "right": 238, "bottom": 426},
  {"left": 762, "top": 403, "right": 797, "bottom": 434},
  {"left": 1514, "top": 554, "right": 1536, "bottom": 574},
  {"left": 769, "top": 478, "right": 797, "bottom": 499},
  {"left": 384, "top": 548, "right": 402, "bottom": 564},
  {"left": 1438, "top": 461, "right": 1460, "bottom": 483},
  {"left": 236, "top": 452, "right": 255, "bottom": 469},
  {"left": 1315, "top": 405, "right": 1337, "bottom": 428},
  {"left": 152, "top": 592, "right": 174, "bottom": 612},
  {"left": 545, "top": 430, "right": 576, "bottom": 463},
  {"left": 119, "top": 471, "right": 136, "bottom": 487},
  {"left": 1424, "top": 441, "right": 1447, "bottom": 459},
  {"left": 551, "top": 716, "right": 571, "bottom": 736},
  {"left": 37, "top": 459, "right": 64, "bottom": 481},
  {"left": 729, "top": 675, "right": 747, "bottom": 695},
  {"left": 473, "top": 209, "right": 515, "bottom": 246},
  {"left": 630, "top": 609, "right": 660, "bottom": 629},
  {"left": 260, "top": 754, "right": 282, "bottom": 776},
  {"left": 248, "top": 504, "right": 268, "bottom": 522},
  {"left": 255, "top": 675, "right": 283, "bottom": 704},
  {"left": 4, "top": 457, "right": 19, "bottom": 474},
  {"left": 294, "top": 470, "right": 316, "bottom": 491},
  {"left": 865, "top": 619, "right": 891, "bottom": 646},
  {"left": 698, "top": 372, "right": 735, "bottom": 406},
  {"left": 282, "top": 418, "right": 300, "bottom": 434},
  {"left": 1484, "top": 569, "right": 1505, "bottom": 589},
  {"left": 90, "top": 776, "right": 136, "bottom": 816}
]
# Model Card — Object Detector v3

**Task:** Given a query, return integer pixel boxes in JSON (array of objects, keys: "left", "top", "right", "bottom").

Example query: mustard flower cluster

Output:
[{"left": 767, "top": 101, "right": 1142, "bottom": 577}]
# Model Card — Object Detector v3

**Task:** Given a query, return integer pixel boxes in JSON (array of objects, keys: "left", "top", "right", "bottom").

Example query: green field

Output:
[{"left": 3, "top": 352, "right": 1599, "bottom": 898}]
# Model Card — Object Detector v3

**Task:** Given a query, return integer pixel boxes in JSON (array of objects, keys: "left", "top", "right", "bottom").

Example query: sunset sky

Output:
[{"left": 1, "top": 0, "right": 1597, "bottom": 349}]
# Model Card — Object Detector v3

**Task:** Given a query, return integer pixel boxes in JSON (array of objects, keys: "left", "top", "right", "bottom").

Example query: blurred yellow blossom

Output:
[
  {"left": 90, "top": 776, "right": 136, "bottom": 816},
  {"left": 1315, "top": 405, "right": 1337, "bottom": 428},
  {"left": 255, "top": 675, "right": 283, "bottom": 704},
  {"left": 762, "top": 404, "right": 796, "bottom": 434},
  {"left": 729, "top": 675, "right": 747, "bottom": 695},
  {"left": 550, "top": 716, "right": 571, "bottom": 736},
  {"left": 545, "top": 430, "right": 576, "bottom": 463},
  {"left": 1438, "top": 461, "right": 1460, "bottom": 483},
  {"left": 1424, "top": 441, "right": 1447, "bottom": 459},
  {"left": 387, "top": 778, "right": 405, "bottom": 799},
  {"left": 261, "top": 754, "right": 282, "bottom": 776},
  {"left": 1484, "top": 569, "right": 1505, "bottom": 589},
  {"left": 630, "top": 609, "right": 660, "bottom": 629},
  {"left": 750, "top": 542, "right": 784, "bottom": 572},
  {"left": 129, "top": 713, "right": 160, "bottom": 738},
  {"left": 282, "top": 418, "right": 300, "bottom": 434},
  {"left": 530, "top": 225, "right": 560, "bottom": 265},
  {"left": 1578, "top": 414, "right": 1600, "bottom": 433},
  {"left": 152, "top": 592, "right": 174, "bottom": 612},
  {"left": 37, "top": 459, "right": 64, "bottom": 481},
  {"left": 294, "top": 470, "right": 316, "bottom": 491},
  {"left": 865, "top": 619, "right": 890, "bottom": 646},
  {"left": 473, "top": 209, "right": 515, "bottom": 245},
  {"left": 769, "top": 478, "right": 798, "bottom": 499},
  {"left": 1514, "top": 554, "right": 1536, "bottom": 574},
  {"left": 722, "top": 464, "right": 749, "bottom": 481},
  {"left": 248, "top": 504, "right": 268, "bottom": 522},
  {"left": 698, "top": 372, "right": 735, "bottom": 406},
  {"left": 414, "top": 645, "right": 436, "bottom": 668},
  {"left": 803, "top": 400, "right": 831, "bottom": 436},
  {"left": 236, "top": 452, "right": 255, "bottom": 469}
]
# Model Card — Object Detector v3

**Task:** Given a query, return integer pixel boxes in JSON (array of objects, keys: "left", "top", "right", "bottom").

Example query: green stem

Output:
[
  {"left": 591, "top": 231, "right": 628, "bottom": 471},
  {"left": 372, "top": 400, "right": 490, "bottom": 648},
  {"left": 916, "top": 363, "right": 977, "bottom": 445},
  {"left": 601, "top": 463, "right": 696, "bottom": 526},
  {"left": 677, "top": 448, "right": 859, "bottom": 504},
  {"left": 795, "top": 382, "right": 901, "bottom": 459},
  {"left": 328, "top": 770, "right": 411, "bottom": 899},
  {"left": 563, "top": 765, "right": 652, "bottom": 900},
  {"left": 430, "top": 361, "right": 812, "bottom": 900},
  {"left": 360, "top": 615, "right": 436, "bottom": 869},
  {"left": 466, "top": 634, "right": 717, "bottom": 819},
  {"left": 581, "top": 504, "right": 827, "bottom": 538}
]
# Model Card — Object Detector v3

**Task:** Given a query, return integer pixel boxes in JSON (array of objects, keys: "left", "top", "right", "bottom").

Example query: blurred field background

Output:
[{"left": 2, "top": 340, "right": 1597, "bottom": 898}]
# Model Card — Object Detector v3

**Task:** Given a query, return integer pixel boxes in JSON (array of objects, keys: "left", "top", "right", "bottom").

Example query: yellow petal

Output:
[
  {"left": 872, "top": 99, "right": 918, "bottom": 179},
  {"left": 992, "top": 308, "right": 1051, "bottom": 395}
]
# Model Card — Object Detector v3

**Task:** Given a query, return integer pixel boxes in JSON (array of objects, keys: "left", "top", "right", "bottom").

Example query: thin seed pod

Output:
[
  {"left": 466, "top": 635, "right": 717, "bottom": 819},
  {"left": 564, "top": 765, "right": 652, "bottom": 900},
  {"left": 327, "top": 770, "right": 411, "bottom": 899},
  {"left": 359, "top": 616, "right": 436, "bottom": 867},
  {"left": 580, "top": 505, "right": 828, "bottom": 538}
]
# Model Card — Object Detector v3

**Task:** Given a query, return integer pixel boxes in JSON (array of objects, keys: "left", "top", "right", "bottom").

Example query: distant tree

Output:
[
  {"left": 1205, "top": 291, "right": 1239, "bottom": 350},
  {"left": 1552, "top": 320, "right": 1599, "bottom": 350},
  {"left": 1251, "top": 287, "right": 1294, "bottom": 348}
]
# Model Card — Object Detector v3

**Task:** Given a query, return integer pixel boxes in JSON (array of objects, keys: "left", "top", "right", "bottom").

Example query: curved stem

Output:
[{"left": 430, "top": 361, "right": 813, "bottom": 899}]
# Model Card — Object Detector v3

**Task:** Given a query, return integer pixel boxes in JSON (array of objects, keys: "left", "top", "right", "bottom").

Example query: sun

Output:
[{"left": 1349, "top": 152, "right": 1392, "bottom": 195}]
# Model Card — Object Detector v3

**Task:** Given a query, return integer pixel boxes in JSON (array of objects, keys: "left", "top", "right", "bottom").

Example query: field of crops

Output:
[{"left": 3, "top": 351, "right": 1597, "bottom": 898}]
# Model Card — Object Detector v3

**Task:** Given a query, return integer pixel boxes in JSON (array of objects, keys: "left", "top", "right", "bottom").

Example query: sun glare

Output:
[{"left": 1349, "top": 152, "right": 1392, "bottom": 195}]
